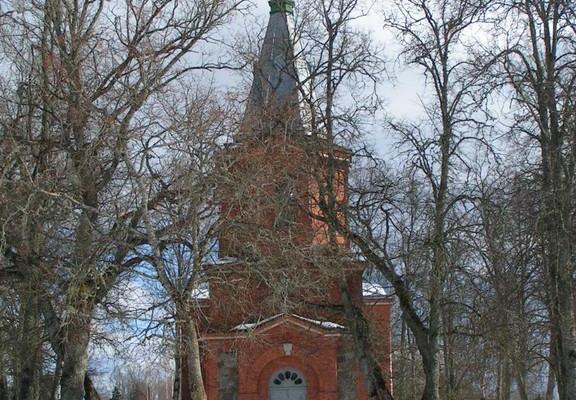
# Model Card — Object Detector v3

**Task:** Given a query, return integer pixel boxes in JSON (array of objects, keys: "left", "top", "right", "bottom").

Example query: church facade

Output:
[{"left": 185, "top": 1, "right": 393, "bottom": 400}]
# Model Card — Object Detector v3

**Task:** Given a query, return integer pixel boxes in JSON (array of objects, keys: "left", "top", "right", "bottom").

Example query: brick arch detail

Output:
[{"left": 256, "top": 355, "right": 320, "bottom": 400}]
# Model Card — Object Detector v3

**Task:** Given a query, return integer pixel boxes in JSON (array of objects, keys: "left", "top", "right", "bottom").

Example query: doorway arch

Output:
[{"left": 269, "top": 369, "right": 307, "bottom": 400}]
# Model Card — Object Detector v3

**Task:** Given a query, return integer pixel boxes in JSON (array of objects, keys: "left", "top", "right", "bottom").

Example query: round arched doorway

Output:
[{"left": 269, "top": 369, "right": 307, "bottom": 400}]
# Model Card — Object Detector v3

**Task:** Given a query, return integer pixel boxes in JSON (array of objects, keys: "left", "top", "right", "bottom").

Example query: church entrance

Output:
[{"left": 269, "top": 369, "right": 307, "bottom": 400}]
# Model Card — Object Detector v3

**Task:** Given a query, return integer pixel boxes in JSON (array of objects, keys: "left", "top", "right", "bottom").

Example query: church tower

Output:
[{"left": 186, "top": 1, "right": 393, "bottom": 399}]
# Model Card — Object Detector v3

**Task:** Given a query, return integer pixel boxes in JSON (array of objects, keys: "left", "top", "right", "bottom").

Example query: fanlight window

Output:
[{"left": 272, "top": 370, "right": 304, "bottom": 386}]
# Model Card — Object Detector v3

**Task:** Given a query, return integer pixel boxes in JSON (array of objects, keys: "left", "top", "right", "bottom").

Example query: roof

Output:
[
  {"left": 362, "top": 282, "right": 387, "bottom": 298},
  {"left": 231, "top": 313, "right": 345, "bottom": 332},
  {"left": 242, "top": 0, "right": 310, "bottom": 134},
  {"left": 191, "top": 285, "right": 209, "bottom": 299},
  {"left": 203, "top": 256, "right": 240, "bottom": 267}
]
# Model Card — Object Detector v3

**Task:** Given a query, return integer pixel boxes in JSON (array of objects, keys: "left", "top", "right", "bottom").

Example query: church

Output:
[{"left": 185, "top": 1, "right": 393, "bottom": 399}]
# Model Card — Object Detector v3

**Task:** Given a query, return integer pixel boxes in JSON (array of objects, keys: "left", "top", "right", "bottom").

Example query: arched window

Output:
[{"left": 269, "top": 369, "right": 306, "bottom": 400}]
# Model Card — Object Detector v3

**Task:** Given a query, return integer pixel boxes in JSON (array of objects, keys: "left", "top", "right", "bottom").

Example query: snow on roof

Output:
[
  {"left": 292, "top": 315, "right": 345, "bottom": 330},
  {"left": 232, "top": 314, "right": 282, "bottom": 331},
  {"left": 191, "top": 285, "right": 209, "bottom": 299},
  {"left": 204, "top": 256, "right": 240, "bottom": 266},
  {"left": 362, "top": 282, "right": 387, "bottom": 297},
  {"left": 231, "top": 313, "right": 345, "bottom": 331}
]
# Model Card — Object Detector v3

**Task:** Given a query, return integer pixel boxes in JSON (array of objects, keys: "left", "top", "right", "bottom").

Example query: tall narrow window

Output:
[{"left": 274, "top": 177, "right": 297, "bottom": 230}]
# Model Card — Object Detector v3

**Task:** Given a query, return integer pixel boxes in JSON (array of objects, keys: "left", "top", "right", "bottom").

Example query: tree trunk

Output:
[
  {"left": 533, "top": 6, "right": 576, "bottom": 395},
  {"left": 173, "top": 336, "right": 182, "bottom": 400},
  {"left": 17, "top": 364, "right": 36, "bottom": 400},
  {"left": 543, "top": 182, "right": 576, "bottom": 400},
  {"left": 84, "top": 374, "right": 101, "bottom": 400},
  {"left": 441, "top": 311, "right": 455, "bottom": 400},
  {"left": 339, "top": 284, "right": 394, "bottom": 400},
  {"left": 59, "top": 320, "right": 91, "bottom": 400},
  {"left": 421, "top": 345, "right": 440, "bottom": 400},
  {"left": 514, "top": 370, "right": 529, "bottom": 400},
  {"left": 553, "top": 263, "right": 576, "bottom": 400},
  {"left": 496, "top": 357, "right": 511, "bottom": 400},
  {"left": 423, "top": 265, "right": 441, "bottom": 400},
  {"left": 17, "top": 296, "right": 42, "bottom": 400},
  {"left": 178, "top": 309, "right": 207, "bottom": 400},
  {"left": 50, "top": 355, "right": 62, "bottom": 400},
  {"left": 545, "top": 364, "right": 555, "bottom": 400},
  {"left": 0, "top": 374, "right": 7, "bottom": 400}
]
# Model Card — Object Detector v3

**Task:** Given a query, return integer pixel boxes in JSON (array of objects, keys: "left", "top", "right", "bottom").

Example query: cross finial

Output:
[{"left": 268, "top": 0, "right": 294, "bottom": 14}]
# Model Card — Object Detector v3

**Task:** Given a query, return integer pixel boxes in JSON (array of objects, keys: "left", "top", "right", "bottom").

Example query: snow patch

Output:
[
  {"left": 362, "top": 282, "right": 387, "bottom": 297},
  {"left": 205, "top": 256, "right": 240, "bottom": 266},
  {"left": 191, "top": 285, "right": 209, "bottom": 299},
  {"left": 292, "top": 315, "right": 345, "bottom": 329},
  {"left": 232, "top": 314, "right": 283, "bottom": 331}
]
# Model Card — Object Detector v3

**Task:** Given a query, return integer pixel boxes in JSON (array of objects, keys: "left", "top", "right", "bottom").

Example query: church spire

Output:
[{"left": 242, "top": 0, "right": 305, "bottom": 136}]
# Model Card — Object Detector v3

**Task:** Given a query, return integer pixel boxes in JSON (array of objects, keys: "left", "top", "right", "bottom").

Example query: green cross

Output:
[{"left": 269, "top": 0, "right": 295, "bottom": 14}]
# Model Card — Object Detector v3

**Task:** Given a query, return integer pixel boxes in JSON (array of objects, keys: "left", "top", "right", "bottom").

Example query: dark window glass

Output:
[
  {"left": 272, "top": 370, "right": 304, "bottom": 386},
  {"left": 274, "top": 178, "right": 297, "bottom": 230}
]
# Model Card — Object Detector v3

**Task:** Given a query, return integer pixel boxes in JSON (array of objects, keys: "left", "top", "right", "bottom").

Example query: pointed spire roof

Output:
[{"left": 242, "top": 0, "right": 307, "bottom": 136}]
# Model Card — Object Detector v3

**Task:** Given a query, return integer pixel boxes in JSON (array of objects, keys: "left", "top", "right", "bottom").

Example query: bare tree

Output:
[
  {"left": 485, "top": 1, "right": 576, "bottom": 398},
  {"left": 0, "top": 0, "right": 247, "bottom": 398},
  {"left": 313, "top": 0, "right": 493, "bottom": 399},
  {"left": 288, "top": 1, "right": 396, "bottom": 399},
  {"left": 126, "top": 85, "right": 235, "bottom": 400},
  {"left": 465, "top": 169, "right": 549, "bottom": 400}
]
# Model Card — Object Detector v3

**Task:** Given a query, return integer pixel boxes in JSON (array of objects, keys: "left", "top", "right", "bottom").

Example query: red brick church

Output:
[{"left": 186, "top": 1, "right": 393, "bottom": 399}]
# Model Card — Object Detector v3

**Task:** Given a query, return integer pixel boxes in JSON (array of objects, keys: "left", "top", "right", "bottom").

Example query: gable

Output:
[{"left": 231, "top": 313, "right": 345, "bottom": 336}]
